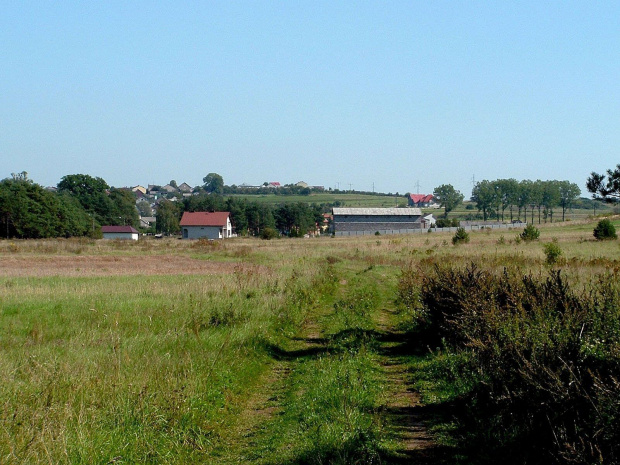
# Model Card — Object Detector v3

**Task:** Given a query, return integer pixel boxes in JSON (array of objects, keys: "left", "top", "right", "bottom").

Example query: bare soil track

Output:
[{"left": 0, "top": 255, "right": 244, "bottom": 277}]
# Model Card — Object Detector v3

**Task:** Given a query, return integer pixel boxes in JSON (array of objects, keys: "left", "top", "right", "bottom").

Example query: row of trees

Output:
[
  {"left": 1, "top": 173, "right": 140, "bottom": 239},
  {"left": 157, "top": 194, "right": 325, "bottom": 237},
  {"left": 470, "top": 179, "right": 581, "bottom": 223}
]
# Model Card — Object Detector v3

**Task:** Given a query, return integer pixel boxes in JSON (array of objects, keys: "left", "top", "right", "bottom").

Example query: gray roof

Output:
[{"left": 332, "top": 208, "right": 422, "bottom": 216}]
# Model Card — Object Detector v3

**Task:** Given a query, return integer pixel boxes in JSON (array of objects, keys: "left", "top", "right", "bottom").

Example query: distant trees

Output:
[
  {"left": 0, "top": 175, "right": 91, "bottom": 238},
  {"left": 57, "top": 174, "right": 139, "bottom": 227},
  {"left": 156, "top": 200, "right": 181, "bottom": 235},
  {"left": 433, "top": 184, "right": 464, "bottom": 218},
  {"left": 471, "top": 179, "right": 580, "bottom": 223},
  {"left": 203, "top": 173, "right": 224, "bottom": 194},
  {"left": 587, "top": 165, "right": 620, "bottom": 203}
]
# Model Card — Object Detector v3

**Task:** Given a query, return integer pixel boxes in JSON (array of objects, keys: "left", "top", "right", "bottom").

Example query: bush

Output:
[
  {"left": 452, "top": 227, "right": 470, "bottom": 245},
  {"left": 260, "top": 227, "right": 279, "bottom": 240},
  {"left": 436, "top": 218, "right": 459, "bottom": 228},
  {"left": 520, "top": 224, "right": 540, "bottom": 242},
  {"left": 417, "top": 264, "right": 620, "bottom": 463},
  {"left": 543, "top": 242, "right": 562, "bottom": 265},
  {"left": 593, "top": 218, "right": 617, "bottom": 240}
]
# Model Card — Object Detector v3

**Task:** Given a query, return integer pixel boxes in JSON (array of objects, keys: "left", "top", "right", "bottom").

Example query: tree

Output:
[
  {"left": 137, "top": 200, "right": 153, "bottom": 217},
  {"left": 108, "top": 188, "right": 139, "bottom": 227},
  {"left": 156, "top": 200, "right": 181, "bottom": 235},
  {"left": 587, "top": 164, "right": 620, "bottom": 202},
  {"left": 0, "top": 176, "right": 90, "bottom": 238},
  {"left": 433, "top": 184, "right": 464, "bottom": 218},
  {"left": 558, "top": 181, "right": 581, "bottom": 221},
  {"left": 57, "top": 174, "right": 113, "bottom": 226},
  {"left": 471, "top": 180, "right": 497, "bottom": 221},
  {"left": 203, "top": 173, "right": 224, "bottom": 194},
  {"left": 541, "top": 180, "right": 561, "bottom": 223}
]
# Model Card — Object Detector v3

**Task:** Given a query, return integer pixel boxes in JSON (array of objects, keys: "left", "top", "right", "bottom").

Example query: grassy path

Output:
[
  {"left": 219, "top": 266, "right": 441, "bottom": 464},
  {"left": 376, "top": 308, "right": 443, "bottom": 464}
]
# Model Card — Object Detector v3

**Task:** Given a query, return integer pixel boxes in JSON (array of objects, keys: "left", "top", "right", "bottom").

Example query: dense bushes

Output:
[
  {"left": 520, "top": 224, "right": 540, "bottom": 242},
  {"left": 451, "top": 227, "right": 469, "bottom": 245},
  {"left": 594, "top": 218, "right": 617, "bottom": 240},
  {"left": 405, "top": 264, "right": 620, "bottom": 463}
]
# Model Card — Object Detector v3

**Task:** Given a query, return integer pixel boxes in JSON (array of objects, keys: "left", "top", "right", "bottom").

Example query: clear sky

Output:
[{"left": 1, "top": 1, "right": 619, "bottom": 197}]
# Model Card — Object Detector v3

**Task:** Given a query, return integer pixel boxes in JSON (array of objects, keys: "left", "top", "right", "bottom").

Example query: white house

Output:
[
  {"left": 180, "top": 211, "right": 232, "bottom": 240},
  {"left": 101, "top": 225, "right": 139, "bottom": 241}
]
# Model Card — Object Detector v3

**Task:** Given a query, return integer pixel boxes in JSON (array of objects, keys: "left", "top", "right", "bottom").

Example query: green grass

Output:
[{"left": 2, "top": 216, "right": 620, "bottom": 463}]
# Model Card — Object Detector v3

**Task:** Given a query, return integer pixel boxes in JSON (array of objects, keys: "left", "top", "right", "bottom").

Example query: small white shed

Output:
[{"left": 101, "top": 225, "right": 139, "bottom": 241}]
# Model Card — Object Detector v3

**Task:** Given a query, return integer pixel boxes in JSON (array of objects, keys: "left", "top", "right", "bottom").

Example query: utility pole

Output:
[{"left": 414, "top": 180, "right": 421, "bottom": 194}]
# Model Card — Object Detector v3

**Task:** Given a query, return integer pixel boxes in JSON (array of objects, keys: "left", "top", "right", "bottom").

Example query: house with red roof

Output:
[
  {"left": 407, "top": 194, "right": 438, "bottom": 208},
  {"left": 101, "top": 225, "right": 139, "bottom": 241},
  {"left": 179, "top": 211, "right": 232, "bottom": 240}
]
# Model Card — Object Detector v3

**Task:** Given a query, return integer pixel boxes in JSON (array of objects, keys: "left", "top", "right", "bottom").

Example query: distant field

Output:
[
  {"left": 1, "top": 217, "right": 619, "bottom": 463},
  {"left": 228, "top": 192, "right": 611, "bottom": 222},
  {"left": 228, "top": 192, "right": 408, "bottom": 207}
]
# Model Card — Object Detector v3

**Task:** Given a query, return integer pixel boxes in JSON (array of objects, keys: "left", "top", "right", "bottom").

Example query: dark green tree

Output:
[
  {"left": 433, "top": 184, "right": 464, "bottom": 218},
  {"left": 108, "top": 188, "right": 139, "bottom": 227},
  {"left": 471, "top": 180, "right": 497, "bottom": 221},
  {"left": 0, "top": 176, "right": 90, "bottom": 238},
  {"left": 558, "top": 181, "right": 581, "bottom": 221},
  {"left": 57, "top": 174, "right": 113, "bottom": 226},
  {"left": 587, "top": 164, "right": 620, "bottom": 202},
  {"left": 156, "top": 200, "right": 181, "bottom": 235},
  {"left": 203, "top": 173, "right": 224, "bottom": 194}
]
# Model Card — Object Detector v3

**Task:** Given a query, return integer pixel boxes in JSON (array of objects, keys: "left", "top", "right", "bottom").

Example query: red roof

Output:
[
  {"left": 180, "top": 211, "right": 230, "bottom": 227},
  {"left": 408, "top": 194, "right": 434, "bottom": 203},
  {"left": 101, "top": 226, "right": 139, "bottom": 234}
]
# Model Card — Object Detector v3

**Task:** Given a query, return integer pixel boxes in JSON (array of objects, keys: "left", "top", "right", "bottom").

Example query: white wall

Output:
[{"left": 102, "top": 233, "right": 139, "bottom": 241}]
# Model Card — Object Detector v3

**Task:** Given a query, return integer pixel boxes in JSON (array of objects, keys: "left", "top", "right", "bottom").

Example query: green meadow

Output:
[{"left": 1, "top": 217, "right": 619, "bottom": 464}]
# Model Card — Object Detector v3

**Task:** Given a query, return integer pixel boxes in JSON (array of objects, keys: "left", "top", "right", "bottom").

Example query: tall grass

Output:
[{"left": 402, "top": 263, "right": 620, "bottom": 464}]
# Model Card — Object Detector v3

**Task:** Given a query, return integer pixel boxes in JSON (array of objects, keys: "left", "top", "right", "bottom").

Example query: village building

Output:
[
  {"left": 179, "top": 211, "right": 232, "bottom": 240},
  {"left": 407, "top": 194, "right": 438, "bottom": 208},
  {"left": 101, "top": 225, "right": 139, "bottom": 241},
  {"left": 331, "top": 208, "right": 423, "bottom": 236}
]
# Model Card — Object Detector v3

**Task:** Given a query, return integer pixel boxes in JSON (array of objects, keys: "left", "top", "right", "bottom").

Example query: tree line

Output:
[
  {"left": 157, "top": 195, "right": 326, "bottom": 237},
  {"left": 0, "top": 173, "right": 139, "bottom": 239},
  {"left": 0, "top": 172, "right": 327, "bottom": 239},
  {"left": 471, "top": 179, "right": 581, "bottom": 223}
]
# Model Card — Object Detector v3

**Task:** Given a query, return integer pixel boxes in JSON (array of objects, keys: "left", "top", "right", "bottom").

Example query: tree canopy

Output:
[
  {"left": 203, "top": 173, "right": 224, "bottom": 194},
  {"left": 433, "top": 184, "right": 464, "bottom": 218},
  {"left": 587, "top": 164, "right": 620, "bottom": 202}
]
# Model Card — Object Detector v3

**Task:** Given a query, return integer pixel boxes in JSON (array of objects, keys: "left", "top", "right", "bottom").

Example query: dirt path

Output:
[{"left": 377, "top": 308, "right": 442, "bottom": 464}]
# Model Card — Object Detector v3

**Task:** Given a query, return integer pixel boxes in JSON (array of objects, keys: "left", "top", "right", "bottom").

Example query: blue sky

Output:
[{"left": 1, "top": 1, "right": 619, "bottom": 197}]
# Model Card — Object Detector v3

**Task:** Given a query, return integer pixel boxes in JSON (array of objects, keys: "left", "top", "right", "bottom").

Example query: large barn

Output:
[
  {"left": 331, "top": 208, "right": 423, "bottom": 236},
  {"left": 179, "top": 211, "right": 232, "bottom": 239}
]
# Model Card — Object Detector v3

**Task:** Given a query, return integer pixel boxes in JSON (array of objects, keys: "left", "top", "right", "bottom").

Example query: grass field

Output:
[{"left": 1, "top": 217, "right": 619, "bottom": 464}]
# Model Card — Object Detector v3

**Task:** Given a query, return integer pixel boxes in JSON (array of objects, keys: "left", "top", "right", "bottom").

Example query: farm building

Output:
[
  {"left": 180, "top": 211, "right": 232, "bottom": 240},
  {"left": 407, "top": 194, "right": 438, "bottom": 208},
  {"left": 101, "top": 225, "right": 139, "bottom": 241},
  {"left": 331, "top": 208, "right": 423, "bottom": 236}
]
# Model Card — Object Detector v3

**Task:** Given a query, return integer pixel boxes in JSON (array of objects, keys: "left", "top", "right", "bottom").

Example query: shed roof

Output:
[
  {"left": 332, "top": 208, "right": 422, "bottom": 216},
  {"left": 101, "top": 226, "right": 139, "bottom": 234},
  {"left": 180, "top": 211, "right": 230, "bottom": 227}
]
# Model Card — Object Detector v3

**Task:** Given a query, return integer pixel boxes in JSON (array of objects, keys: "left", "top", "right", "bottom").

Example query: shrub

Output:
[
  {"left": 543, "top": 242, "right": 562, "bottom": 265},
  {"left": 260, "top": 227, "right": 279, "bottom": 240},
  {"left": 593, "top": 218, "right": 617, "bottom": 240},
  {"left": 436, "top": 218, "right": 459, "bottom": 228},
  {"left": 417, "top": 265, "right": 620, "bottom": 463},
  {"left": 520, "top": 224, "right": 540, "bottom": 242},
  {"left": 452, "top": 227, "right": 470, "bottom": 245}
]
